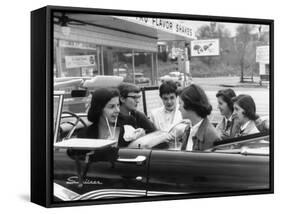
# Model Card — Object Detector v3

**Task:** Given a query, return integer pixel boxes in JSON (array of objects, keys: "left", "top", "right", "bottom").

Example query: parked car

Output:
[
  {"left": 125, "top": 72, "right": 150, "bottom": 85},
  {"left": 113, "top": 67, "right": 128, "bottom": 78},
  {"left": 160, "top": 71, "right": 192, "bottom": 86},
  {"left": 53, "top": 83, "right": 270, "bottom": 202}
]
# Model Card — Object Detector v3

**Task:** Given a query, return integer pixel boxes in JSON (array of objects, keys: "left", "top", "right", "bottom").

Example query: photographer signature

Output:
[{"left": 66, "top": 176, "right": 103, "bottom": 185}]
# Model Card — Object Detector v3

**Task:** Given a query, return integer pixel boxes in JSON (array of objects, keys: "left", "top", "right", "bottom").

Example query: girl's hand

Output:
[{"left": 134, "top": 128, "right": 146, "bottom": 139}]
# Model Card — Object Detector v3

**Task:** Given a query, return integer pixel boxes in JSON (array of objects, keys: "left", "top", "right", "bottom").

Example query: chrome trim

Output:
[
  {"left": 54, "top": 183, "right": 80, "bottom": 201},
  {"left": 147, "top": 191, "right": 188, "bottom": 197},
  {"left": 117, "top": 155, "right": 146, "bottom": 164},
  {"left": 54, "top": 183, "right": 146, "bottom": 201}
]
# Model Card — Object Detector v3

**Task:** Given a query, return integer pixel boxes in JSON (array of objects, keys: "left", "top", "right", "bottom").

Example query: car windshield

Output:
[
  {"left": 206, "top": 133, "right": 269, "bottom": 155},
  {"left": 169, "top": 72, "right": 180, "bottom": 76},
  {"left": 169, "top": 73, "right": 178, "bottom": 77},
  {"left": 61, "top": 96, "right": 90, "bottom": 115},
  {"left": 135, "top": 74, "right": 144, "bottom": 78}
]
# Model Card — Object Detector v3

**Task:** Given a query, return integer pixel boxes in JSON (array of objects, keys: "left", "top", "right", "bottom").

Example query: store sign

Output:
[
  {"left": 191, "top": 39, "right": 220, "bottom": 56},
  {"left": 59, "top": 40, "right": 96, "bottom": 50},
  {"left": 115, "top": 16, "right": 195, "bottom": 40},
  {"left": 65, "top": 55, "right": 96, "bottom": 68},
  {"left": 256, "top": 46, "right": 269, "bottom": 64},
  {"left": 171, "top": 47, "right": 184, "bottom": 57}
]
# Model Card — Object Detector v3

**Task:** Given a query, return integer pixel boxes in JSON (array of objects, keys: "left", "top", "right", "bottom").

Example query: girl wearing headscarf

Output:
[
  {"left": 232, "top": 94, "right": 260, "bottom": 136},
  {"left": 216, "top": 89, "right": 240, "bottom": 139}
]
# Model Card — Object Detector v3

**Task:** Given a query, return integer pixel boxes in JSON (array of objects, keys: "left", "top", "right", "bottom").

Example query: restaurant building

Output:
[{"left": 53, "top": 13, "right": 196, "bottom": 86}]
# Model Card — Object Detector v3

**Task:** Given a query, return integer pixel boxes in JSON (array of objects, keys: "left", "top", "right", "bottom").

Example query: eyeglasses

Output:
[{"left": 126, "top": 95, "right": 141, "bottom": 100}]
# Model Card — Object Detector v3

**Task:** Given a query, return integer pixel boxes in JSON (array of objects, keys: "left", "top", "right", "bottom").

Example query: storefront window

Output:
[
  {"left": 111, "top": 47, "right": 156, "bottom": 86},
  {"left": 112, "top": 49, "right": 133, "bottom": 82},
  {"left": 54, "top": 39, "right": 98, "bottom": 78},
  {"left": 133, "top": 52, "right": 153, "bottom": 86},
  {"left": 54, "top": 39, "right": 158, "bottom": 86},
  {"left": 265, "top": 64, "right": 269, "bottom": 74}
]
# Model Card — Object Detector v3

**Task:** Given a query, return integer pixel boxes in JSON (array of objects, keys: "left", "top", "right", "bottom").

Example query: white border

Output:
[{"left": 1, "top": 0, "right": 279, "bottom": 213}]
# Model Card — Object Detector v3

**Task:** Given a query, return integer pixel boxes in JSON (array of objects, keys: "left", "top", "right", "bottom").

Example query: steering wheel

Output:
[{"left": 60, "top": 111, "right": 88, "bottom": 139}]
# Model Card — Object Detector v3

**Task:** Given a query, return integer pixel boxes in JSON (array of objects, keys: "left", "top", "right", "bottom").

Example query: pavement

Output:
[{"left": 191, "top": 76, "right": 269, "bottom": 90}]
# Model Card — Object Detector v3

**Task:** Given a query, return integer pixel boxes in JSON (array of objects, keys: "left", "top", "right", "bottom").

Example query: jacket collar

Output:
[
  {"left": 193, "top": 118, "right": 209, "bottom": 142},
  {"left": 240, "top": 120, "right": 257, "bottom": 134},
  {"left": 223, "top": 114, "right": 234, "bottom": 124},
  {"left": 240, "top": 120, "right": 250, "bottom": 131}
]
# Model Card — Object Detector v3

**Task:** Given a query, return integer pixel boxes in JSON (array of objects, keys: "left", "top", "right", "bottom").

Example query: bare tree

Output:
[{"left": 235, "top": 24, "right": 255, "bottom": 82}]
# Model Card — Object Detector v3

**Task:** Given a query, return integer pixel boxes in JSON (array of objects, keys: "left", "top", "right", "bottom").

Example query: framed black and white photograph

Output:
[{"left": 31, "top": 5, "right": 273, "bottom": 208}]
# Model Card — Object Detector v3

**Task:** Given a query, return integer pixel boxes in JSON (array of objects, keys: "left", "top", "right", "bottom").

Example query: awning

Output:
[
  {"left": 113, "top": 16, "right": 196, "bottom": 41},
  {"left": 53, "top": 13, "right": 196, "bottom": 52}
]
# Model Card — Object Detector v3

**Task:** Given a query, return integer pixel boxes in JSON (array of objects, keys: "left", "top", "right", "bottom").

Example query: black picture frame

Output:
[{"left": 31, "top": 5, "right": 274, "bottom": 208}]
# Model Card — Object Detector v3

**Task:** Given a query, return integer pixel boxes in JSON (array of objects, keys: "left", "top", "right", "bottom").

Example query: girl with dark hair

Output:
[
  {"left": 179, "top": 84, "right": 220, "bottom": 151},
  {"left": 232, "top": 94, "right": 260, "bottom": 136},
  {"left": 215, "top": 89, "right": 240, "bottom": 139},
  {"left": 77, "top": 87, "right": 137, "bottom": 147},
  {"left": 67, "top": 88, "right": 136, "bottom": 187}
]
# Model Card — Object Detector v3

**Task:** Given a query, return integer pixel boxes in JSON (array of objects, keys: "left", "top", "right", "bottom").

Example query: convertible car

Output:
[{"left": 53, "top": 77, "right": 270, "bottom": 202}]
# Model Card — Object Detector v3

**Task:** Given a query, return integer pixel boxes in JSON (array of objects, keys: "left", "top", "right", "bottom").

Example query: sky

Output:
[{"left": 180, "top": 19, "right": 269, "bottom": 37}]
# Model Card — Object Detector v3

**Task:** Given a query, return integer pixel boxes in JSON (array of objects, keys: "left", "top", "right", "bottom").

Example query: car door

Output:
[
  {"left": 54, "top": 148, "right": 151, "bottom": 201},
  {"left": 146, "top": 137, "right": 269, "bottom": 196}
]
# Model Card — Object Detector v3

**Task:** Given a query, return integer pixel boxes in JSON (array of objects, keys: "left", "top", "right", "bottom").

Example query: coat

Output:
[
  {"left": 182, "top": 118, "right": 221, "bottom": 151},
  {"left": 216, "top": 117, "right": 240, "bottom": 139},
  {"left": 130, "top": 110, "right": 156, "bottom": 134},
  {"left": 237, "top": 120, "right": 260, "bottom": 136}
]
